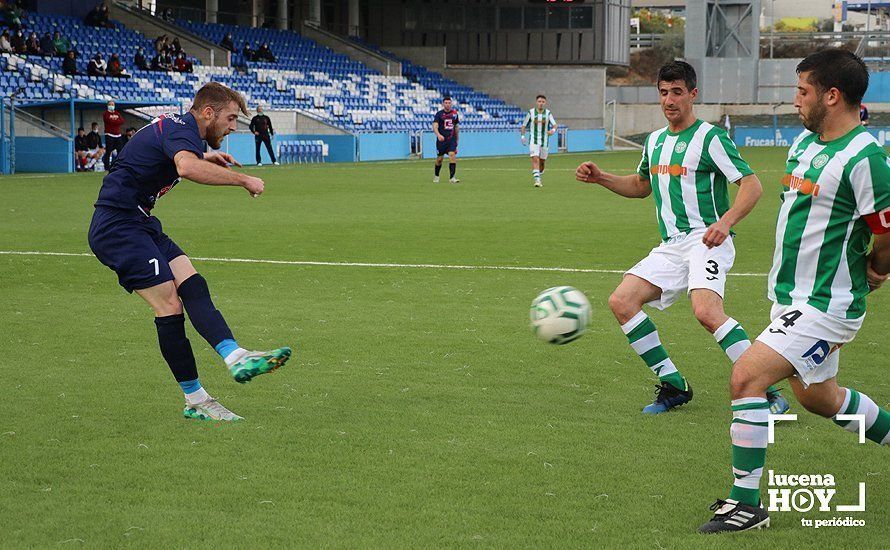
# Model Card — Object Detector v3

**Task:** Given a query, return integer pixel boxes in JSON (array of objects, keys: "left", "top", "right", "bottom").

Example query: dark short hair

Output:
[
  {"left": 657, "top": 60, "right": 697, "bottom": 92},
  {"left": 796, "top": 48, "right": 869, "bottom": 107},
  {"left": 536, "top": 94, "right": 546, "bottom": 100},
  {"left": 77, "top": 126, "right": 84, "bottom": 131},
  {"left": 443, "top": 95, "right": 452, "bottom": 101}
]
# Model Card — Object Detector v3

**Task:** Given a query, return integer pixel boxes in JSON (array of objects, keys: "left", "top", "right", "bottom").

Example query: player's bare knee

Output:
[
  {"left": 692, "top": 304, "right": 724, "bottom": 333},
  {"left": 729, "top": 363, "right": 763, "bottom": 399},
  {"left": 154, "top": 294, "right": 183, "bottom": 316},
  {"left": 608, "top": 291, "right": 638, "bottom": 324}
]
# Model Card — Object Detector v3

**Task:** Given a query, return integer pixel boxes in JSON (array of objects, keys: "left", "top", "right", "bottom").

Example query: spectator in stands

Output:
[
  {"left": 88, "top": 53, "right": 107, "bottom": 76},
  {"left": 170, "top": 37, "right": 182, "bottom": 56},
  {"left": 62, "top": 50, "right": 79, "bottom": 75},
  {"left": 242, "top": 41, "right": 254, "bottom": 62},
  {"left": 85, "top": 3, "right": 111, "bottom": 28},
  {"left": 250, "top": 105, "right": 278, "bottom": 166},
  {"left": 173, "top": 51, "right": 192, "bottom": 73},
  {"left": 26, "top": 31, "right": 40, "bottom": 55},
  {"left": 39, "top": 32, "right": 54, "bottom": 56},
  {"left": 74, "top": 127, "right": 89, "bottom": 171},
  {"left": 154, "top": 34, "right": 168, "bottom": 54},
  {"left": 53, "top": 31, "right": 72, "bottom": 57},
  {"left": 151, "top": 49, "right": 172, "bottom": 71},
  {"left": 134, "top": 46, "right": 148, "bottom": 70},
  {"left": 220, "top": 33, "right": 235, "bottom": 52},
  {"left": 256, "top": 42, "right": 275, "bottom": 62},
  {"left": 10, "top": 28, "right": 24, "bottom": 54},
  {"left": 84, "top": 122, "right": 104, "bottom": 170},
  {"left": 162, "top": 7, "right": 175, "bottom": 23},
  {"left": 3, "top": 1, "right": 23, "bottom": 30},
  {"left": 108, "top": 53, "right": 129, "bottom": 78},
  {"left": 102, "top": 99, "right": 125, "bottom": 170},
  {"left": 0, "top": 30, "right": 11, "bottom": 53}
]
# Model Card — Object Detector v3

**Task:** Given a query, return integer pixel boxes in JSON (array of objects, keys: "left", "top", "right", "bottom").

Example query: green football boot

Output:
[
  {"left": 228, "top": 346, "right": 292, "bottom": 383},
  {"left": 183, "top": 398, "right": 244, "bottom": 422}
]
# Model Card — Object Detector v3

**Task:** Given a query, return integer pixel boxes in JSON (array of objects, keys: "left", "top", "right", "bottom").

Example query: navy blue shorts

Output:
[
  {"left": 436, "top": 137, "right": 457, "bottom": 156},
  {"left": 88, "top": 206, "right": 185, "bottom": 293}
]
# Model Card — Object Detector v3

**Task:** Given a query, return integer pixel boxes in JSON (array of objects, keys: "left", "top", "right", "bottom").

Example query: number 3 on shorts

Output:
[
  {"left": 149, "top": 258, "right": 159, "bottom": 276},
  {"left": 705, "top": 259, "right": 719, "bottom": 281}
]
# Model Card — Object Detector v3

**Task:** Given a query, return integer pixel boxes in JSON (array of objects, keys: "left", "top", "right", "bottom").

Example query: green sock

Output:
[{"left": 621, "top": 311, "right": 685, "bottom": 390}]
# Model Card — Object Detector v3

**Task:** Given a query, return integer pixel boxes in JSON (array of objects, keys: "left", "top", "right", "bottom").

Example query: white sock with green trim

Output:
[
  {"left": 833, "top": 388, "right": 890, "bottom": 445},
  {"left": 714, "top": 318, "right": 751, "bottom": 363},
  {"left": 729, "top": 397, "right": 769, "bottom": 506},
  {"left": 532, "top": 169, "right": 541, "bottom": 180}
]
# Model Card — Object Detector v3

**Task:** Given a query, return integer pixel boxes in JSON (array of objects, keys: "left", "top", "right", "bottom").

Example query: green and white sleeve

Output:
[{"left": 708, "top": 131, "right": 754, "bottom": 184}]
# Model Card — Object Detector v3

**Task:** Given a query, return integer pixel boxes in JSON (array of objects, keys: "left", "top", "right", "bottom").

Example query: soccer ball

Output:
[{"left": 530, "top": 286, "right": 591, "bottom": 344}]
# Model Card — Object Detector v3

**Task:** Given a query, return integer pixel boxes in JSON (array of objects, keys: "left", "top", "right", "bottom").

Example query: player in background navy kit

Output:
[
  {"left": 433, "top": 96, "right": 460, "bottom": 183},
  {"left": 88, "top": 82, "right": 292, "bottom": 422}
]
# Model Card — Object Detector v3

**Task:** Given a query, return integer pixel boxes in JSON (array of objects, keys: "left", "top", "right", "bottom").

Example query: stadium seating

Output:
[
  {"left": 1, "top": 12, "right": 524, "bottom": 134},
  {"left": 278, "top": 139, "right": 328, "bottom": 164}
]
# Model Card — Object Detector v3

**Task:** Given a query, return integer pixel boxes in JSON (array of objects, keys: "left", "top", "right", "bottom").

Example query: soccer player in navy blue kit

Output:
[
  {"left": 432, "top": 96, "right": 460, "bottom": 183},
  {"left": 88, "top": 83, "right": 292, "bottom": 422}
]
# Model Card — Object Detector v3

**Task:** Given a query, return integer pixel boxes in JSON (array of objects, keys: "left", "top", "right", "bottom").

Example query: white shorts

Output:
[
  {"left": 529, "top": 144, "right": 549, "bottom": 159},
  {"left": 626, "top": 228, "right": 735, "bottom": 310},
  {"left": 756, "top": 302, "right": 862, "bottom": 387}
]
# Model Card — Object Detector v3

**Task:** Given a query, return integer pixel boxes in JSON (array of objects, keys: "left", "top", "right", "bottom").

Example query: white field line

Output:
[{"left": 0, "top": 250, "right": 770, "bottom": 277}]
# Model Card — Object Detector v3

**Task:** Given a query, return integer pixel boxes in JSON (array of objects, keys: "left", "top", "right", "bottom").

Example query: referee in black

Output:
[{"left": 249, "top": 105, "right": 278, "bottom": 166}]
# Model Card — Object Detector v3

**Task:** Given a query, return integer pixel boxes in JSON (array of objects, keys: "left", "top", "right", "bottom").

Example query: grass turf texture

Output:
[{"left": 0, "top": 149, "right": 887, "bottom": 547}]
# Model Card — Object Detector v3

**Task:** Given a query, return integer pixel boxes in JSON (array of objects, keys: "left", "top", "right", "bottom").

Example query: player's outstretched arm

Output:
[
  {"left": 702, "top": 173, "right": 763, "bottom": 248},
  {"left": 174, "top": 151, "right": 264, "bottom": 196},
  {"left": 575, "top": 161, "right": 651, "bottom": 198}
]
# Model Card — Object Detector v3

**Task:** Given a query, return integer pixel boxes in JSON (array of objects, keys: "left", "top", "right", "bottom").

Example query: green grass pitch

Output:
[{"left": 1, "top": 148, "right": 887, "bottom": 547}]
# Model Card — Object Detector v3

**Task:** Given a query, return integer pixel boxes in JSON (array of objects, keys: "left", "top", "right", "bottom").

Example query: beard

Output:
[{"left": 800, "top": 99, "right": 827, "bottom": 134}]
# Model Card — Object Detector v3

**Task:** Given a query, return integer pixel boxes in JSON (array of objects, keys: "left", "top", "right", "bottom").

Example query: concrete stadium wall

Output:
[
  {"left": 299, "top": 25, "right": 401, "bottom": 77},
  {"left": 386, "top": 47, "right": 446, "bottom": 71},
  {"left": 443, "top": 66, "right": 606, "bottom": 129},
  {"left": 609, "top": 103, "right": 818, "bottom": 137},
  {"left": 13, "top": 106, "right": 148, "bottom": 138},
  {"left": 265, "top": 110, "right": 350, "bottom": 135}
]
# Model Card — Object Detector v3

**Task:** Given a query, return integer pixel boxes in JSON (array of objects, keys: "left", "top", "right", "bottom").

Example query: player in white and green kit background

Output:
[
  {"left": 575, "top": 61, "right": 789, "bottom": 415},
  {"left": 521, "top": 95, "right": 557, "bottom": 187},
  {"left": 699, "top": 49, "right": 890, "bottom": 534}
]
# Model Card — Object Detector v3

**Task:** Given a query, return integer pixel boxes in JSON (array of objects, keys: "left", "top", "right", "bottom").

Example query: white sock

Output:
[
  {"left": 185, "top": 387, "right": 210, "bottom": 405},
  {"left": 714, "top": 317, "right": 751, "bottom": 364},
  {"left": 224, "top": 347, "right": 248, "bottom": 367}
]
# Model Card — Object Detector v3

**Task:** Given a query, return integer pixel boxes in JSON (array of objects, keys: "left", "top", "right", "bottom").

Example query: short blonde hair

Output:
[{"left": 191, "top": 82, "right": 249, "bottom": 117}]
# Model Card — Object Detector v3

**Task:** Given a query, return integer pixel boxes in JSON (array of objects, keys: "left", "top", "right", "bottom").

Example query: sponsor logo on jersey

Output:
[
  {"left": 781, "top": 174, "right": 820, "bottom": 197},
  {"left": 811, "top": 153, "right": 830, "bottom": 169},
  {"left": 651, "top": 164, "right": 688, "bottom": 176},
  {"left": 675, "top": 141, "right": 688, "bottom": 154}
]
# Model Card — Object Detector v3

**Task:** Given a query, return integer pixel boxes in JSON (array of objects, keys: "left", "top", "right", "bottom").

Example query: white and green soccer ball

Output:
[{"left": 530, "top": 286, "right": 591, "bottom": 344}]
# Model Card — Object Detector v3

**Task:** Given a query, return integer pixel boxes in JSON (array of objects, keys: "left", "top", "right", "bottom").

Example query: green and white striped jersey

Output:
[
  {"left": 768, "top": 125, "right": 890, "bottom": 319},
  {"left": 637, "top": 119, "right": 753, "bottom": 242},
  {"left": 523, "top": 108, "right": 557, "bottom": 147}
]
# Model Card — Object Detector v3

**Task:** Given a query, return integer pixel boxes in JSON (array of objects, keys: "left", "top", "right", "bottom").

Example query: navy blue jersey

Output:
[
  {"left": 434, "top": 109, "right": 459, "bottom": 139},
  {"left": 94, "top": 112, "right": 205, "bottom": 213}
]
